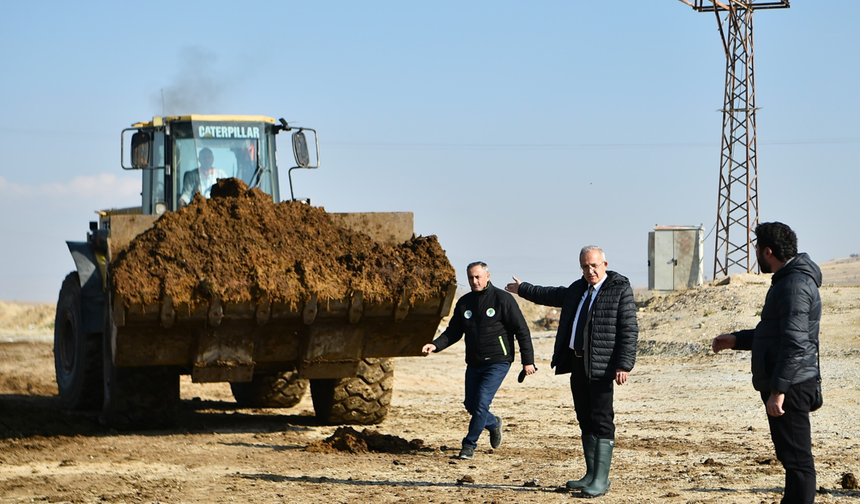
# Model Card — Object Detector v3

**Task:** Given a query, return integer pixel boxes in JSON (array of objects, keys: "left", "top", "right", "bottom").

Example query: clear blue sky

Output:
[{"left": 1, "top": 1, "right": 857, "bottom": 302}]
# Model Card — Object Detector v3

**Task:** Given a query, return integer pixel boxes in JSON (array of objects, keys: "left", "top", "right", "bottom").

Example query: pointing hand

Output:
[{"left": 505, "top": 276, "right": 521, "bottom": 294}]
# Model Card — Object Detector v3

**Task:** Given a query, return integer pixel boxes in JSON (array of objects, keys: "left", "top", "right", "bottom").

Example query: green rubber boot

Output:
[
  {"left": 566, "top": 434, "right": 598, "bottom": 490},
  {"left": 581, "top": 438, "right": 614, "bottom": 498}
]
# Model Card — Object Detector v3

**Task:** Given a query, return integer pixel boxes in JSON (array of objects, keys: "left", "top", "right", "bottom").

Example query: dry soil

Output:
[
  {"left": 1, "top": 276, "right": 859, "bottom": 503},
  {"left": 111, "top": 178, "right": 455, "bottom": 308}
]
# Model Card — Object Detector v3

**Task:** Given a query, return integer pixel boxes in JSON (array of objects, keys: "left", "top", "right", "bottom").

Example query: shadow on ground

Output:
[{"left": 0, "top": 393, "right": 323, "bottom": 439}]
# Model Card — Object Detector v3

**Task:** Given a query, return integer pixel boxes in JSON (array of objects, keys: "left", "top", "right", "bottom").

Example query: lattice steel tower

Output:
[{"left": 679, "top": 0, "right": 789, "bottom": 278}]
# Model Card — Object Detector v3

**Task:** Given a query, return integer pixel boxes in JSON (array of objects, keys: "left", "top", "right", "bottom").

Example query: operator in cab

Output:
[{"left": 179, "top": 147, "right": 228, "bottom": 206}]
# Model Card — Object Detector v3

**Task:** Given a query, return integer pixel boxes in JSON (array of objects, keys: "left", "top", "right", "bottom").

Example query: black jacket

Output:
[
  {"left": 734, "top": 253, "right": 822, "bottom": 393},
  {"left": 432, "top": 282, "right": 534, "bottom": 367},
  {"left": 517, "top": 271, "right": 638, "bottom": 379}
]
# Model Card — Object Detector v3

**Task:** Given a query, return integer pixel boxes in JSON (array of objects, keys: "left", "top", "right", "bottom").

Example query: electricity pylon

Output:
[{"left": 679, "top": 0, "right": 789, "bottom": 278}]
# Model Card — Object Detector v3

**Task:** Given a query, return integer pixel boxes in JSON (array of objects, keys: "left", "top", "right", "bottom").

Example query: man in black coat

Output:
[
  {"left": 422, "top": 261, "right": 536, "bottom": 460},
  {"left": 713, "top": 222, "right": 822, "bottom": 504},
  {"left": 506, "top": 246, "right": 638, "bottom": 498}
]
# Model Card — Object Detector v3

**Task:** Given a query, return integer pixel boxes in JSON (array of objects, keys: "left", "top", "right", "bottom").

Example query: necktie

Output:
[{"left": 574, "top": 286, "right": 594, "bottom": 353}]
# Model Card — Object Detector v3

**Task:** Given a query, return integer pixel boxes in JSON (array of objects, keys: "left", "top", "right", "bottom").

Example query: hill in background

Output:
[
  {"left": 820, "top": 254, "right": 860, "bottom": 286},
  {"left": 0, "top": 301, "right": 54, "bottom": 338}
]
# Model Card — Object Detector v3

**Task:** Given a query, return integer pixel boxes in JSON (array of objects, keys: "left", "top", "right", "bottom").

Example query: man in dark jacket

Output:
[
  {"left": 713, "top": 222, "right": 822, "bottom": 504},
  {"left": 506, "top": 246, "right": 638, "bottom": 498},
  {"left": 422, "top": 261, "right": 536, "bottom": 460}
]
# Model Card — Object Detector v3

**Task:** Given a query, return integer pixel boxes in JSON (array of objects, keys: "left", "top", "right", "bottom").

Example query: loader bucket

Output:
[{"left": 105, "top": 195, "right": 456, "bottom": 383}]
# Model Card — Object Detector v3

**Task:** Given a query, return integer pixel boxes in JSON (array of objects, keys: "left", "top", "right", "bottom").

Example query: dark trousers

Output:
[
  {"left": 570, "top": 354, "right": 615, "bottom": 439},
  {"left": 462, "top": 361, "right": 509, "bottom": 448},
  {"left": 759, "top": 378, "right": 817, "bottom": 504}
]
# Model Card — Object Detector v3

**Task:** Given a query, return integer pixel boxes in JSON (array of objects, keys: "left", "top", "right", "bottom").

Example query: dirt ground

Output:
[{"left": 2, "top": 278, "right": 860, "bottom": 503}]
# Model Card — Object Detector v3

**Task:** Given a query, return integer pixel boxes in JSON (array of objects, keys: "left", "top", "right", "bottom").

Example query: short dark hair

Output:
[
  {"left": 466, "top": 261, "right": 488, "bottom": 273},
  {"left": 755, "top": 222, "right": 797, "bottom": 262}
]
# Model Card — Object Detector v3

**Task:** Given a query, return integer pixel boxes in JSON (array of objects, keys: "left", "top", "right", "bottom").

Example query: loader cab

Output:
[{"left": 123, "top": 115, "right": 284, "bottom": 214}]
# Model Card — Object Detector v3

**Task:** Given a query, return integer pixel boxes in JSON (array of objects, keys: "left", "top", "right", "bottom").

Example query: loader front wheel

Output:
[
  {"left": 54, "top": 272, "right": 103, "bottom": 410},
  {"left": 101, "top": 293, "right": 180, "bottom": 430},
  {"left": 230, "top": 370, "right": 309, "bottom": 408},
  {"left": 310, "top": 358, "right": 393, "bottom": 425}
]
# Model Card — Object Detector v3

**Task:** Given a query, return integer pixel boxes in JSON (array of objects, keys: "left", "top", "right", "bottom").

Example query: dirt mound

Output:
[
  {"left": 305, "top": 426, "right": 426, "bottom": 454},
  {"left": 0, "top": 302, "right": 54, "bottom": 336},
  {"left": 110, "top": 179, "right": 455, "bottom": 308},
  {"left": 820, "top": 255, "right": 860, "bottom": 286}
]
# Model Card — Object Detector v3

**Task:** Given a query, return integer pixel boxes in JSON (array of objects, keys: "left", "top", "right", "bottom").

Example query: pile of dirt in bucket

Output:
[
  {"left": 110, "top": 178, "right": 455, "bottom": 308},
  {"left": 305, "top": 426, "right": 426, "bottom": 454}
]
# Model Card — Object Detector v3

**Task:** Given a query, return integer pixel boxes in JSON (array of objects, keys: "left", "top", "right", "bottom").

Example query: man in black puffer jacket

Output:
[
  {"left": 713, "top": 222, "right": 822, "bottom": 504},
  {"left": 422, "top": 261, "right": 536, "bottom": 461},
  {"left": 506, "top": 246, "right": 638, "bottom": 498}
]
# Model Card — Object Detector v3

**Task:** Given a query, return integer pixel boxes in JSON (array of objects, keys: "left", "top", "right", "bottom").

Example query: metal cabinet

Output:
[{"left": 648, "top": 226, "right": 704, "bottom": 291}]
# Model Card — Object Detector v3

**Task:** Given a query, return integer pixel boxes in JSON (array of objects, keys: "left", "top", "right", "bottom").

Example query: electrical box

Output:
[{"left": 648, "top": 225, "right": 704, "bottom": 291}]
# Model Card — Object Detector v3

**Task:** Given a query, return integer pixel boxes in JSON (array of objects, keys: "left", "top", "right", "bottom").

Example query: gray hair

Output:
[
  {"left": 466, "top": 261, "right": 489, "bottom": 273},
  {"left": 580, "top": 246, "right": 606, "bottom": 262}
]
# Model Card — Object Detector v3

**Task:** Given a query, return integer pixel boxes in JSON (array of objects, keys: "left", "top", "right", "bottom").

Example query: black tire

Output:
[
  {"left": 54, "top": 272, "right": 103, "bottom": 410},
  {"left": 101, "top": 292, "right": 179, "bottom": 430},
  {"left": 231, "top": 370, "right": 309, "bottom": 408},
  {"left": 310, "top": 358, "right": 393, "bottom": 425}
]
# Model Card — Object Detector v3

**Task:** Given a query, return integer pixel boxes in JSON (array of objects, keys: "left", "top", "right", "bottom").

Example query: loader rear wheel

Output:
[
  {"left": 100, "top": 294, "right": 180, "bottom": 430},
  {"left": 230, "top": 370, "right": 309, "bottom": 408},
  {"left": 310, "top": 358, "right": 394, "bottom": 425},
  {"left": 54, "top": 272, "right": 103, "bottom": 410}
]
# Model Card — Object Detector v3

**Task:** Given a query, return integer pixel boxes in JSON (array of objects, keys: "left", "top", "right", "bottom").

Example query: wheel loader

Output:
[{"left": 55, "top": 114, "right": 456, "bottom": 429}]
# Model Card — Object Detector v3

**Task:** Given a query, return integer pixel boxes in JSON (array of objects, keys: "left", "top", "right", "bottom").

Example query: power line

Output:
[{"left": 325, "top": 138, "right": 859, "bottom": 151}]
